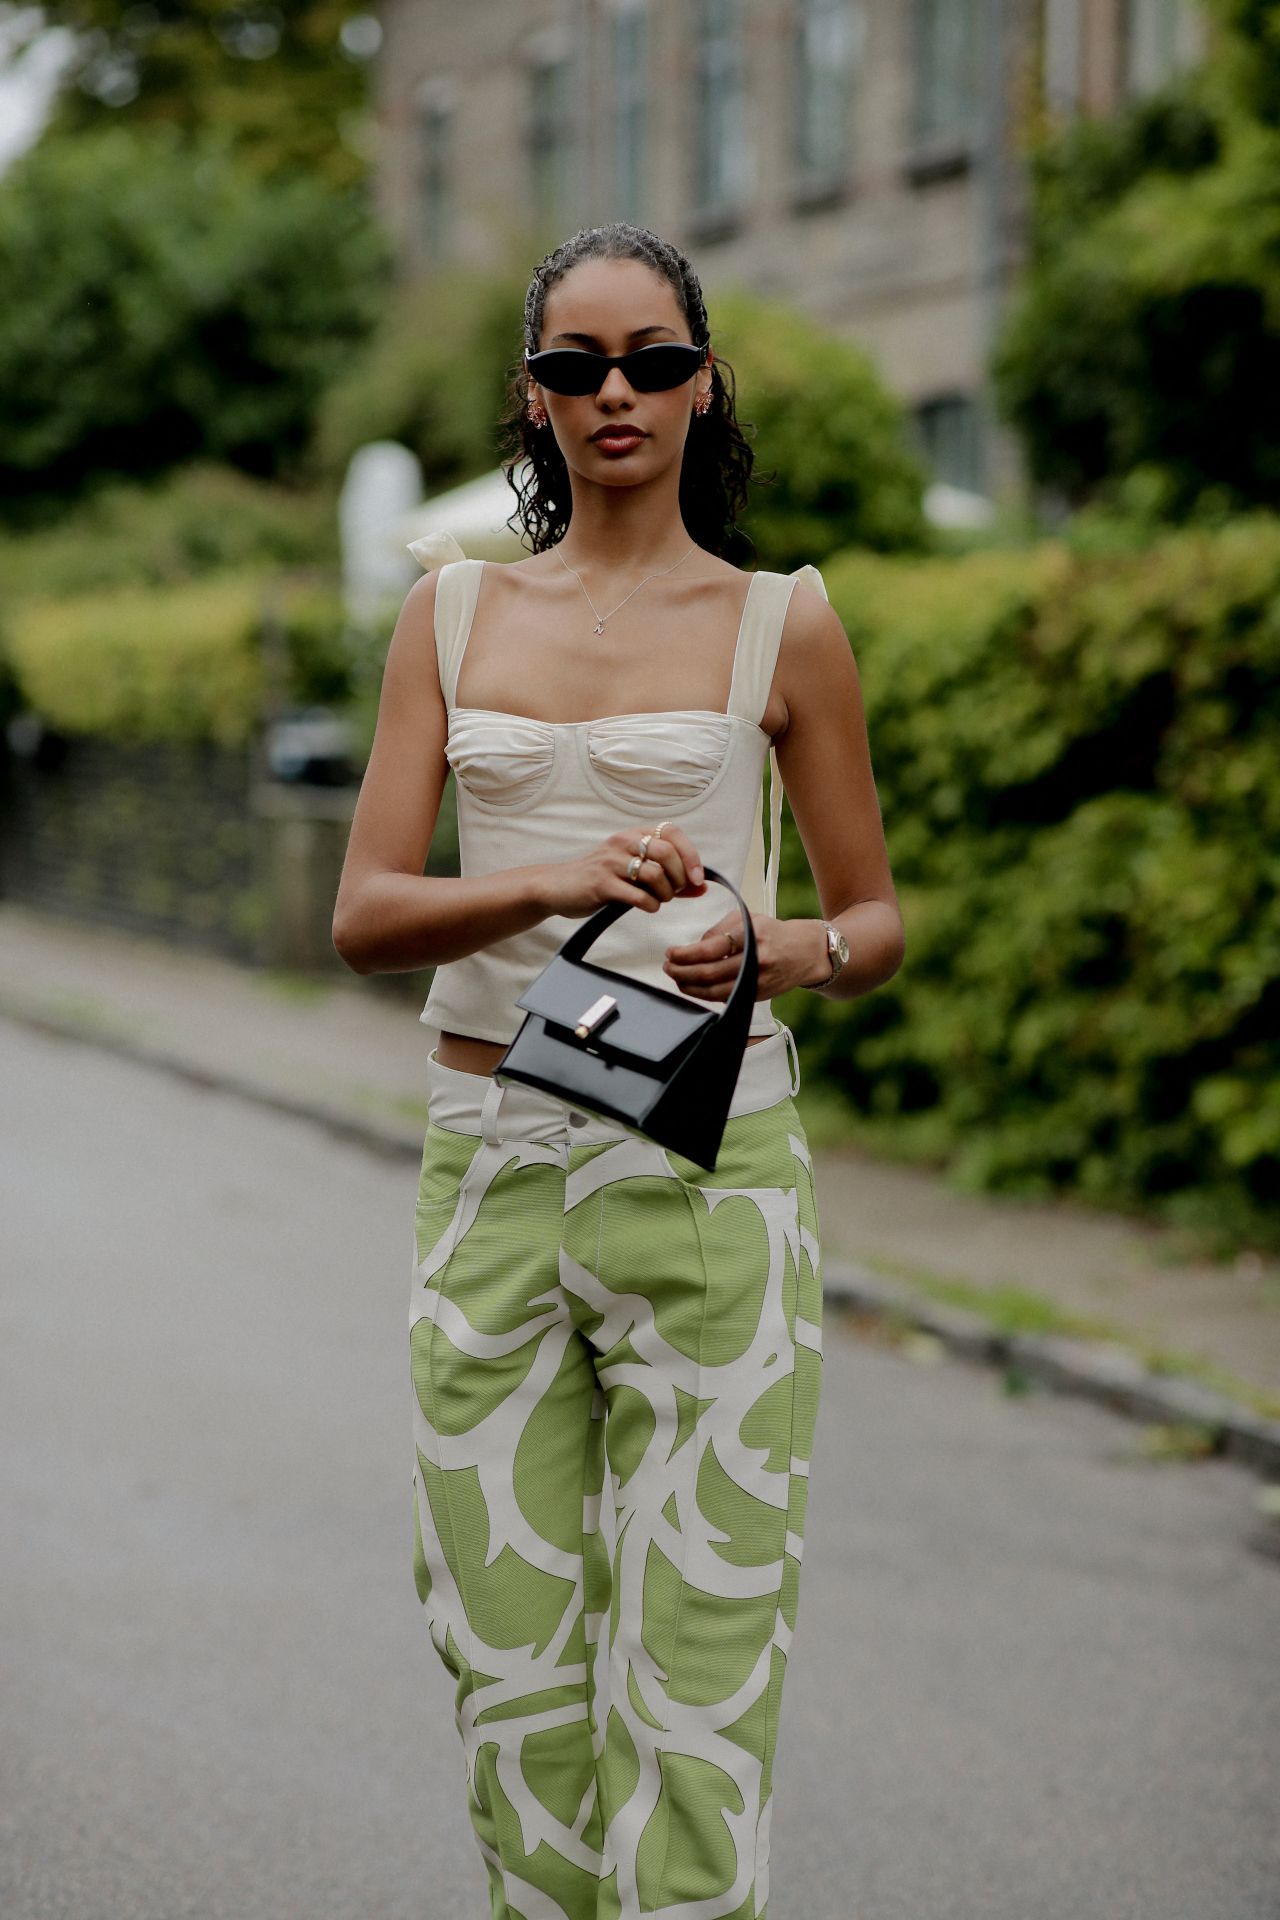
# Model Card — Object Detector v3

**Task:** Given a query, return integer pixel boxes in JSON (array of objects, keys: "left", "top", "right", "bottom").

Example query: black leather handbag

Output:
[{"left": 491, "top": 869, "right": 758, "bottom": 1170}]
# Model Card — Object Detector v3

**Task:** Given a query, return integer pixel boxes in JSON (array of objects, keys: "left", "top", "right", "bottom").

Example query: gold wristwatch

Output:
[{"left": 808, "top": 920, "right": 849, "bottom": 990}]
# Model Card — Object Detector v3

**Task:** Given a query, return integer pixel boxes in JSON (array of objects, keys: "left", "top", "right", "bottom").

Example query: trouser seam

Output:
[
  {"left": 758, "top": 1174, "right": 804, "bottom": 1893},
  {"left": 649, "top": 1172, "right": 712, "bottom": 1915},
  {"left": 574, "top": 1154, "right": 609, "bottom": 1845},
  {"left": 425, "top": 1159, "right": 479, "bottom": 1754}
]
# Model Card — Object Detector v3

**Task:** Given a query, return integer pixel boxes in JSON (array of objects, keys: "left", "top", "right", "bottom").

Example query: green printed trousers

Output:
[{"left": 408, "top": 1029, "right": 824, "bottom": 1920}]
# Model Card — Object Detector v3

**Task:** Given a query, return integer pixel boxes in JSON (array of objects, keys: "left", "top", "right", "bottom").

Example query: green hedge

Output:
[
  {"left": 2, "top": 566, "right": 350, "bottom": 746},
  {"left": 0, "top": 462, "right": 339, "bottom": 600},
  {"left": 777, "top": 514, "right": 1280, "bottom": 1249}
]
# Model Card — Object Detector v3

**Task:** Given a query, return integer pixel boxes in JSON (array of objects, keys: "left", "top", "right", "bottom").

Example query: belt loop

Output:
[
  {"left": 782, "top": 1023, "right": 801, "bottom": 1097},
  {"left": 480, "top": 1074, "right": 505, "bottom": 1145}
]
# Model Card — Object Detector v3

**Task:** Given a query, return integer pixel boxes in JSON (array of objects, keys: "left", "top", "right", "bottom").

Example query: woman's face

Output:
[{"left": 528, "top": 256, "right": 712, "bottom": 481}]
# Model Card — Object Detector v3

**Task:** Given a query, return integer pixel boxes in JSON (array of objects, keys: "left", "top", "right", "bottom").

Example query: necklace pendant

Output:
[{"left": 594, "top": 618, "right": 605, "bottom": 634}]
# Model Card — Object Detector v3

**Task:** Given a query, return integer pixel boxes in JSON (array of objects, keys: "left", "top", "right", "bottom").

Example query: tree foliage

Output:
[
  {"left": 311, "top": 266, "right": 536, "bottom": 500},
  {"left": 992, "top": 2, "right": 1280, "bottom": 520},
  {"left": 15, "top": 0, "right": 378, "bottom": 189},
  {"left": 0, "top": 121, "right": 391, "bottom": 523},
  {"left": 709, "top": 286, "right": 932, "bottom": 566}
]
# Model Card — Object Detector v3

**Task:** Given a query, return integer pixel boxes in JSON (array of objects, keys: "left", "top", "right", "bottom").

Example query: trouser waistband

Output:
[{"left": 426, "top": 1023, "right": 801, "bottom": 1147}]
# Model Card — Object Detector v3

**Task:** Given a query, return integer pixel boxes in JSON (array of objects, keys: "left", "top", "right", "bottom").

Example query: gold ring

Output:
[
  {"left": 724, "top": 930, "right": 736, "bottom": 956},
  {"left": 626, "top": 854, "right": 642, "bottom": 882},
  {"left": 654, "top": 820, "right": 672, "bottom": 838},
  {"left": 638, "top": 833, "right": 653, "bottom": 859}
]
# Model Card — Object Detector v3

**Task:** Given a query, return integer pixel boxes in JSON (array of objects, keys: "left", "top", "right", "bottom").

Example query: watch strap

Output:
[{"left": 805, "top": 920, "right": 838, "bottom": 990}]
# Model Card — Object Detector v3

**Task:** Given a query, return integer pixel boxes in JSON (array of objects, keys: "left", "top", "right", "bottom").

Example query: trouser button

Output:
[{"left": 568, "top": 1110, "right": 587, "bottom": 1127}]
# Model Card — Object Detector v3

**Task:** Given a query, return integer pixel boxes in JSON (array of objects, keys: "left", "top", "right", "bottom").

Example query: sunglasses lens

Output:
[
  {"left": 527, "top": 352, "right": 600, "bottom": 396},
  {"left": 527, "top": 344, "right": 704, "bottom": 396},
  {"left": 626, "top": 345, "right": 701, "bottom": 390}
]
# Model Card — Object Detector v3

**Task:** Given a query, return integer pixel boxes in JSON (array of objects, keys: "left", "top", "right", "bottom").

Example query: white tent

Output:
[{"left": 391, "top": 465, "right": 529, "bottom": 565}]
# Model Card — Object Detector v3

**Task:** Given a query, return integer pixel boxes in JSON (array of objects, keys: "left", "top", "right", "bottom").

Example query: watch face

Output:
[{"left": 836, "top": 931, "right": 849, "bottom": 962}]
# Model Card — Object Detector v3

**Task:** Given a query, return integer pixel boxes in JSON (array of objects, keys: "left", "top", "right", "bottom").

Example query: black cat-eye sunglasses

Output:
[{"left": 524, "top": 340, "right": 711, "bottom": 396}]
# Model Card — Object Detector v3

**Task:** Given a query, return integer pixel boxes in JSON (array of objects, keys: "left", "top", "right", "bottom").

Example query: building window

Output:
[
  {"left": 609, "top": 3, "right": 649, "bottom": 224},
  {"left": 690, "top": 0, "right": 750, "bottom": 226},
  {"left": 1121, "top": 0, "right": 1204, "bottom": 97},
  {"left": 910, "top": 0, "right": 981, "bottom": 150},
  {"left": 792, "top": 0, "right": 862, "bottom": 186},
  {"left": 529, "top": 41, "right": 576, "bottom": 232},
  {"left": 912, "top": 393, "right": 985, "bottom": 493},
  {"left": 414, "top": 88, "right": 453, "bottom": 263}
]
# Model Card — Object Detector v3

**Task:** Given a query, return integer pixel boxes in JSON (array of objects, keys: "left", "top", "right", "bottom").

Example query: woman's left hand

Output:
[{"left": 662, "top": 912, "right": 827, "bottom": 1002}]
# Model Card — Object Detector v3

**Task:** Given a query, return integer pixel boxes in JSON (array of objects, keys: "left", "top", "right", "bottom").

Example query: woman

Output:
[{"left": 333, "top": 223, "right": 904, "bottom": 1920}]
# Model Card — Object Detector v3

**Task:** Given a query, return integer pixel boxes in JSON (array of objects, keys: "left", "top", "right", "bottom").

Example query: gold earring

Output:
[{"left": 528, "top": 395, "right": 548, "bottom": 429}]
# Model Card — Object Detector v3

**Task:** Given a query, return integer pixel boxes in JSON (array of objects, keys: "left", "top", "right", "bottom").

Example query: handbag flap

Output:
[{"left": 515, "top": 956, "right": 715, "bottom": 1067}]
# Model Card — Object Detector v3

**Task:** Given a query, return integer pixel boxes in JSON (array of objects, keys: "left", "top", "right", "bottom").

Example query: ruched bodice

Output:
[
  {"left": 404, "top": 535, "right": 828, "bottom": 1052},
  {"left": 444, "top": 711, "right": 559, "bottom": 808},
  {"left": 445, "top": 707, "right": 743, "bottom": 814}
]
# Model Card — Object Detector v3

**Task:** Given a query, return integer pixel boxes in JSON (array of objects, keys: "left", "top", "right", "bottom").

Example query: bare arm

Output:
[
  {"left": 772, "top": 585, "right": 905, "bottom": 998},
  {"left": 663, "top": 584, "right": 905, "bottom": 1003},
  {"left": 331, "top": 571, "right": 547, "bottom": 973},
  {"left": 331, "top": 571, "right": 710, "bottom": 975}
]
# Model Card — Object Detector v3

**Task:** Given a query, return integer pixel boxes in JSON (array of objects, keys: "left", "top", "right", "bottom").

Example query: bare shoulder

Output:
[
  {"left": 474, "top": 552, "right": 561, "bottom": 602},
  {"left": 778, "top": 578, "right": 854, "bottom": 671},
  {"left": 399, "top": 564, "right": 443, "bottom": 619},
  {"left": 382, "top": 567, "right": 445, "bottom": 691},
  {"left": 773, "top": 578, "right": 859, "bottom": 736}
]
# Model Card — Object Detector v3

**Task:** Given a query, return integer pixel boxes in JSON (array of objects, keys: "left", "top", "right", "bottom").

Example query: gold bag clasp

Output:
[{"left": 574, "top": 993, "right": 618, "bottom": 1040}]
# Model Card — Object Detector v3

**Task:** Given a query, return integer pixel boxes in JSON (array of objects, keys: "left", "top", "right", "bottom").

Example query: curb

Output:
[
  {"left": 820, "top": 1261, "right": 1280, "bottom": 1478},
  {"left": 1, "top": 994, "right": 424, "bottom": 1161},
  {"left": 6, "top": 992, "right": 1280, "bottom": 1480}
]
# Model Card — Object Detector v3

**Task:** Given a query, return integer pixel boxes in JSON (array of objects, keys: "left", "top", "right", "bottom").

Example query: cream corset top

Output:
[
  {"left": 444, "top": 706, "right": 746, "bottom": 812},
  {"left": 401, "top": 534, "right": 831, "bottom": 1051}
]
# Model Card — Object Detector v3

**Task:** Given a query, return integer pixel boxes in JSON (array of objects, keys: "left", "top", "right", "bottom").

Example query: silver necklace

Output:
[{"left": 555, "top": 541, "right": 697, "bottom": 634}]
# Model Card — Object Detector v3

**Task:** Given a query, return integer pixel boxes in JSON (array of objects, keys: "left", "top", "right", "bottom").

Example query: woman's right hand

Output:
[{"left": 536, "top": 823, "right": 708, "bottom": 920}]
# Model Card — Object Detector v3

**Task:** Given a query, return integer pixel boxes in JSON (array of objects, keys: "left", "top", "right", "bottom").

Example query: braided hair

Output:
[{"left": 498, "top": 222, "right": 760, "bottom": 564}]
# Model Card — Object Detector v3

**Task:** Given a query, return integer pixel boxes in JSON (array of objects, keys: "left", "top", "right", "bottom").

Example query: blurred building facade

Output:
[{"left": 373, "top": 0, "right": 1207, "bottom": 511}]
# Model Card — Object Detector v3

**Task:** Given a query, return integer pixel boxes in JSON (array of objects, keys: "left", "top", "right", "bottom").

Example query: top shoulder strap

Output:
[
  {"left": 406, "top": 529, "right": 468, "bottom": 572},
  {"left": 723, "top": 561, "right": 831, "bottom": 726},
  {"left": 404, "top": 534, "right": 482, "bottom": 709},
  {"left": 430, "top": 559, "right": 484, "bottom": 708},
  {"left": 725, "top": 571, "right": 797, "bottom": 728},
  {"left": 729, "top": 562, "right": 830, "bottom": 920}
]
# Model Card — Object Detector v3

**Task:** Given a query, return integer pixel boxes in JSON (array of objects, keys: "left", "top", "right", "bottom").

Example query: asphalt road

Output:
[{"left": 3, "top": 1019, "right": 1277, "bottom": 1920}]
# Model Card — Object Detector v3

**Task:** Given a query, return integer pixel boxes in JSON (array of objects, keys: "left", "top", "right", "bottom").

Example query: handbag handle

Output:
[{"left": 559, "top": 867, "right": 760, "bottom": 1054}]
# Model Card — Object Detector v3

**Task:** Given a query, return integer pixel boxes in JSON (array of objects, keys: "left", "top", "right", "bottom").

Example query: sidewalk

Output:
[{"left": 2, "top": 899, "right": 1278, "bottom": 1474}]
